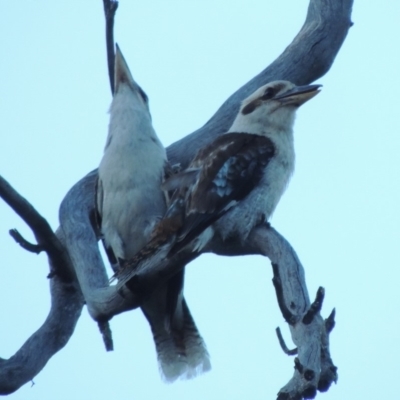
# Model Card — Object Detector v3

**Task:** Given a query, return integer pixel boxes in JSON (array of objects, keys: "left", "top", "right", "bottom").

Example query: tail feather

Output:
[
  {"left": 141, "top": 271, "right": 210, "bottom": 382},
  {"left": 176, "top": 298, "right": 211, "bottom": 380}
]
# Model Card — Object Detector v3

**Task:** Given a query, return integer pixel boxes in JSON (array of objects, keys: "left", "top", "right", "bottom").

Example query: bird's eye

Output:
[
  {"left": 261, "top": 87, "right": 275, "bottom": 100},
  {"left": 242, "top": 101, "right": 257, "bottom": 115}
]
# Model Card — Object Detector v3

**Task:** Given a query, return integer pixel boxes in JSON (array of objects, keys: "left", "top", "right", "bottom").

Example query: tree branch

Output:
[
  {"left": 247, "top": 226, "right": 337, "bottom": 398},
  {"left": 9, "top": 228, "right": 44, "bottom": 254},
  {"left": 0, "top": 269, "right": 84, "bottom": 395},
  {"left": 303, "top": 287, "right": 325, "bottom": 325},
  {"left": 0, "top": 175, "right": 74, "bottom": 283},
  {"left": 103, "top": 0, "right": 118, "bottom": 95},
  {"left": 0, "top": 176, "right": 86, "bottom": 394},
  {"left": 276, "top": 327, "right": 298, "bottom": 356},
  {"left": 166, "top": 0, "right": 354, "bottom": 169},
  {"left": 0, "top": 224, "right": 84, "bottom": 395}
]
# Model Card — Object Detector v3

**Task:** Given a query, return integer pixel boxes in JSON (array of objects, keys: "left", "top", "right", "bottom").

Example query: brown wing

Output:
[{"left": 172, "top": 133, "right": 275, "bottom": 250}]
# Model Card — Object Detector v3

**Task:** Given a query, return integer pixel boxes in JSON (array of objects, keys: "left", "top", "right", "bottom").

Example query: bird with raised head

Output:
[{"left": 97, "top": 44, "right": 210, "bottom": 382}]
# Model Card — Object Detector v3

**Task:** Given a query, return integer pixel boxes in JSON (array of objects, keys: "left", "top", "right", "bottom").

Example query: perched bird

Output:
[
  {"left": 114, "top": 80, "right": 321, "bottom": 286},
  {"left": 96, "top": 45, "right": 210, "bottom": 381}
]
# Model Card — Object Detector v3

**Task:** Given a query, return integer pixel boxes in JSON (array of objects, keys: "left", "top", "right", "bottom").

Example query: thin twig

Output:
[
  {"left": 275, "top": 327, "right": 298, "bottom": 355},
  {"left": 103, "top": 0, "right": 118, "bottom": 95},
  {"left": 325, "top": 308, "right": 336, "bottom": 333},
  {"left": 302, "top": 287, "right": 325, "bottom": 325},
  {"left": 98, "top": 320, "right": 114, "bottom": 351},
  {"left": 0, "top": 175, "right": 73, "bottom": 282},
  {"left": 9, "top": 229, "right": 43, "bottom": 254}
]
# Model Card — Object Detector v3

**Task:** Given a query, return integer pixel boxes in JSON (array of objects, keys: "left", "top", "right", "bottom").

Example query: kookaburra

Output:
[
  {"left": 114, "top": 80, "right": 321, "bottom": 287},
  {"left": 96, "top": 45, "right": 210, "bottom": 382}
]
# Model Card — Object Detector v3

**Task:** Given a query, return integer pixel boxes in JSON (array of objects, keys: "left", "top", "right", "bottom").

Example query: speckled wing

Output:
[{"left": 173, "top": 132, "right": 276, "bottom": 251}]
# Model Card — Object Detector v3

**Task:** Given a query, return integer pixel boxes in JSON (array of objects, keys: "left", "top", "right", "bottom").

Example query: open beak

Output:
[{"left": 274, "top": 84, "right": 322, "bottom": 106}]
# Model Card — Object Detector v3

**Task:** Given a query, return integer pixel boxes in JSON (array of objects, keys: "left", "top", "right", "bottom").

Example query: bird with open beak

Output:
[
  {"left": 96, "top": 45, "right": 210, "bottom": 382},
  {"left": 113, "top": 80, "right": 321, "bottom": 293}
]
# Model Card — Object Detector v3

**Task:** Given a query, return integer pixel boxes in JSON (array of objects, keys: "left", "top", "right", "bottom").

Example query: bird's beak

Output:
[
  {"left": 274, "top": 84, "right": 322, "bottom": 106},
  {"left": 114, "top": 44, "right": 137, "bottom": 93}
]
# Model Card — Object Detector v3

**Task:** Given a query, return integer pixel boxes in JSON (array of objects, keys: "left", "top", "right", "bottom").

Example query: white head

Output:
[
  {"left": 229, "top": 80, "right": 321, "bottom": 135},
  {"left": 113, "top": 44, "right": 150, "bottom": 113},
  {"left": 105, "top": 45, "right": 161, "bottom": 150}
]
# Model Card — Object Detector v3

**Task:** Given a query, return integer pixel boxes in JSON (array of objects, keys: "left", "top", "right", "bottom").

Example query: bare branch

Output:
[
  {"left": 0, "top": 273, "right": 84, "bottom": 395},
  {"left": 0, "top": 175, "right": 73, "bottom": 283},
  {"left": 276, "top": 327, "right": 298, "bottom": 356},
  {"left": 98, "top": 320, "right": 114, "bottom": 352},
  {"left": 213, "top": 225, "right": 338, "bottom": 398},
  {"left": 247, "top": 226, "right": 333, "bottom": 399},
  {"left": 9, "top": 228, "right": 43, "bottom": 254},
  {"left": 103, "top": 0, "right": 118, "bottom": 95},
  {"left": 166, "top": 0, "right": 354, "bottom": 169},
  {"left": 302, "top": 287, "right": 325, "bottom": 325},
  {"left": 318, "top": 310, "right": 337, "bottom": 392},
  {"left": 325, "top": 308, "right": 336, "bottom": 334},
  {"left": 0, "top": 177, "right": 85, "bottom": 394}
]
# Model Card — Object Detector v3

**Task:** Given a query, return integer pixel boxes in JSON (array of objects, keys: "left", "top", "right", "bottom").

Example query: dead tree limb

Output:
[
  {"left": 0, "top": 177, "right": 84, "bottom": 395},
  {"left": 103, "top": 0, "right": 118, "bottom": 95},
  {"left": 0, "top": 176, "right": 74, "bottom": 283},
  {"left": 211, "top": 225, "right": 338, "bottom": 398},
  {"left": 0, "top": 0, "right": 353, "bottom": 397}
]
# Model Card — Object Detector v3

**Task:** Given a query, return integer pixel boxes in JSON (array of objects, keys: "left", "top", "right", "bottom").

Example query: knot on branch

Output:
[
  {"left": 294, "top": 358, "right": 315, "bottom": 382},
  {"left": 317, "top": 365, "right": 338, "bottom": 392},
  {"left": 277, "top": 385, "right": 317, "bottom": 400},
  {"left": 103, "top": 0, "right": 118, "bottom": 20}
]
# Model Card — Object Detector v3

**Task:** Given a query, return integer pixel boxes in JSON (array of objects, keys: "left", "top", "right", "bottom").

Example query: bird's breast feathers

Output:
[{"left": 97, "top": 136, "right": 168, "bottom": 259}]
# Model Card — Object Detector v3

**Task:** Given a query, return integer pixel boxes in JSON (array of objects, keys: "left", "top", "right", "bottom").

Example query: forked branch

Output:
[
  {"left": 0, "top": 176, "right": 84, "bottom": 395},
  {"left": 0, "top": 175, "right": 73, "bottom": 282}
]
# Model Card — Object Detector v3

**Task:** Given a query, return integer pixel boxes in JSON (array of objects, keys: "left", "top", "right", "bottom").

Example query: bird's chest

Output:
[{"left": 98, "top": 139, "right": 167, "bottom": 258}]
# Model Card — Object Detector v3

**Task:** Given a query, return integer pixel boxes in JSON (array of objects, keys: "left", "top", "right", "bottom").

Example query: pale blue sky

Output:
[{"left": 1, "top": 1, "right": 399, "bottom": 399}]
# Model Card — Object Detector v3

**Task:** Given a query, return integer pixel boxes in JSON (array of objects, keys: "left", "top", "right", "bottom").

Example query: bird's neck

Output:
[{"left": 105, "top": 94, "right": 163, "bottom": 152}]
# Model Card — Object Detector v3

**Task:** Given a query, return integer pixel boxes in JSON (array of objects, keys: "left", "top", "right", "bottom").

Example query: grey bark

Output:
[{"left": 0, "top": 0, "right": 353, "bottom": 397}]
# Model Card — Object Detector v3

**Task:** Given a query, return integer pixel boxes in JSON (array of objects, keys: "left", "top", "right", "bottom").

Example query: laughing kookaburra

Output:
[
  {"left": 113, "top": 81, "right": 321, "bottom": 289},
  {"left": 96, "top": 45, "right": 210, "bottom": 382}
]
